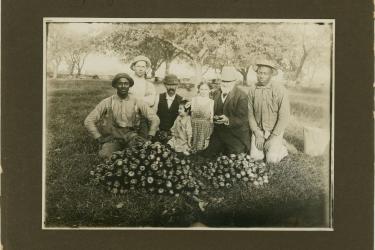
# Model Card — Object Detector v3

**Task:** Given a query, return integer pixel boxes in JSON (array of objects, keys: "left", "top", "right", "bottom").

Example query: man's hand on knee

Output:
[{"left": 254, "top": 131, "right": 265, "bottom": 150}]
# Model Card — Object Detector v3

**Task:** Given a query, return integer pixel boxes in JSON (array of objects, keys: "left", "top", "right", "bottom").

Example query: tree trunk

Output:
[
  {"left": 150, "top": 67, "right": 156, "bottom": 78},
  {"left": 242, "top": 72, "right": 248, "bottom": 85},
  {"left": 193, "top": 62, "right": 203, "bottom": 85},
  {"left": 294, "top": 49, "right": 309, "bottom": 84},
  {"left": 69, "top": 63, "right": 75, "bottom": 77},
  {"left": 77, "top": 66, "right": 82, "bottom": 77},
  {"left": 236, "top": 66, "right": 250, "bottom": 85},
  {"left": 165, "top": 60, "right": 171, "bottom": 76}
]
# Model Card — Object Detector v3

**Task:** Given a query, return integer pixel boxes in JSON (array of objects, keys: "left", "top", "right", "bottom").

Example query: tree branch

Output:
[{"left": 153, "top": 36, "right": 195, "bottom": 61}]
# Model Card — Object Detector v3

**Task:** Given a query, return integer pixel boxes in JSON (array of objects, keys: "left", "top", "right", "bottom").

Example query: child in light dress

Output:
[
  {"left": 167, "top": 100, "right": 192, "bottom": 155},
  {"left": 191, "top": 83, "right": 214, "bottom": 152}
]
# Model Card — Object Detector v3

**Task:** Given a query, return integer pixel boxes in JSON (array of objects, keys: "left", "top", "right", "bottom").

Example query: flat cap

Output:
[{"left": 112, "top": 73, "right": 134, "bottom": 88}]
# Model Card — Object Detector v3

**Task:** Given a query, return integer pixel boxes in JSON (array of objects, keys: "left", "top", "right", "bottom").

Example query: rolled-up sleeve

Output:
[
  {"left": 271, "top": 88, "right": 290, "bottom": 136},
  {"left": 137, "top": 100, "right": 160, "bottom": 136},
  {"left": 84, "top": 98, "right": 109, "bottom": 139}
]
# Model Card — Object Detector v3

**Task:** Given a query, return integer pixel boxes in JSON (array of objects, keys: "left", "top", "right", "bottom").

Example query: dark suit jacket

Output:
[{"left": 211, "top": 86, "right": 251, "bottom": 151}]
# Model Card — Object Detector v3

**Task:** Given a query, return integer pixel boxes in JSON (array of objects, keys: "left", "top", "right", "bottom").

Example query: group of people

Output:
[{"left": 84, "top": 55, "right": 290, "bottom": 164}]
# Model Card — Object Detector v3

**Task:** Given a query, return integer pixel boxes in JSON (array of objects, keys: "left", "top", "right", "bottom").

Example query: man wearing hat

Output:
[
  {"left": 84, "top": 73, "right": 160, "bottom": 158},
  {"left": 248, "top": 59, "right": 290, "bottom": 163},
  {"left": 202, "top": 66, "right": 251, "bottom": 157},
  {"left": 129, "top": 55, "right": 158, "bottom": 138},
  {"left": 152, "top": 74, "right": 183, "bottom": 142},
  {"left": 129, "top": 55, "right": 157, "bottom": 107}
]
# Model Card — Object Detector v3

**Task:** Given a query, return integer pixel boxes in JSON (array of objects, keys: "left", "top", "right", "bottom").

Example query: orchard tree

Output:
[
  {"left": 152, "top": 23, "right": 227, "bottom": 84},
  {"left": 46, "top": 24, "right": 67, "bottom": 78},
  {"left": 104, "top": 24, "right": 183, "bottom": 77},
  {"left": 63, "top": 27, "right": 102, "bottom": 77}
]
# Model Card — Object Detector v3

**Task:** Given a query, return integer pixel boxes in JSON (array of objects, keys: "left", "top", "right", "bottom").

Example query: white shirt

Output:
[
  {"left": 166, "top": 94, "right": 176, "bottom": 108},
  {"left": 220, "top": 84, "right": 234, "bottom": 103},
  {"left": 221, "top": 92, "right": 228, "bottom": 103},
  {"left": 129, "top": 74, "right": 147, "bottom": 98},
  {"left": 128, "top": 72, "right": 156, "bottom": 107}
]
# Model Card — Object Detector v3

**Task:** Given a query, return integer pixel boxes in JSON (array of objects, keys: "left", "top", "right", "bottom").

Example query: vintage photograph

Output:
[{"left": 43, "top": 18, "right": 333, "bottom": 229}]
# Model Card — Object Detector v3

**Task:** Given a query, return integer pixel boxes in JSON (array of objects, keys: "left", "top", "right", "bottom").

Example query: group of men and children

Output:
[{"left": 84, "top": 55, "right": 290, "bottom": 164}]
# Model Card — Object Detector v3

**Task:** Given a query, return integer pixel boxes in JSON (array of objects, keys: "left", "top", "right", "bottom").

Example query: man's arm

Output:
[
  {"left": 84, "top": 98, "right": 109, "bottom": 139},
  {"left": 143, "top": 81, "right": 157, "bottom": 107},
  {"left": 137, "top": 100, "right": 160, "bottom": 136},
  {"left": 226, "top": 90, "right": 249, "bottom": 128},
  {"left": 248, "top": 88, "right": 262, "bottom": 134},
  {"left": 271, "top": 88, "right": 290, "bottom": 136},
  {"left": 153, "top": 93, "right": 160, "bottom": 113}
]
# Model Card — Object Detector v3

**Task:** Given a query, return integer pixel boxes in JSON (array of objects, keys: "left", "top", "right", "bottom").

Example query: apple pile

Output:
[
  {"left": 197, "top": 153, "right": 270, "bottom": 189},
  {"left": 90, "top": 141, "right": 203, "bottom": 196}
]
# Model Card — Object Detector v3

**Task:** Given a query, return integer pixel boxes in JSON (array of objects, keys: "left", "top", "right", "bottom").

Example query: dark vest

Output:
[{"left": 157, "top": 93, "right": 182, "bottom": 131}]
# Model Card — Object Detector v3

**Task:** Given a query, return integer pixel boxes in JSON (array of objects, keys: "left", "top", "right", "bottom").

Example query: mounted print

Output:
[{"left": 42, "top": 18, "right": 334, "bottom": 229}]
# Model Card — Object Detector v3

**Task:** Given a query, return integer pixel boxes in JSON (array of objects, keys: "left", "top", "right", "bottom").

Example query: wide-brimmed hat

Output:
[
  {"left": 163, "top": 74, "right": 180, "bottom": 85},
  {"left": 130, "top": 55, "right": 151, "bottom": 71},
  {"left": 220, "top": 66, "right": 238, "bottom": 82},
  {"left": 254, "top": 59, "right": 278, "bottom": 75},
  {"left": 112, "top": 73, "right": 134, "bottom": 88}
]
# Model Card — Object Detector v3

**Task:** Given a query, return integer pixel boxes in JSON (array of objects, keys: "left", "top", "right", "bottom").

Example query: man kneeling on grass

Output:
[
  {"left": 248, "top": 60, "right": 290, "bottom": 163},
  {"left": 84, "top": 73, "right": 160, "bottom": 159}
]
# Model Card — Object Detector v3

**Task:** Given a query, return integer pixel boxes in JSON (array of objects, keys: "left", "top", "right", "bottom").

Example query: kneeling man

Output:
[
  {"left": 248, "top": 60, "right": 290, "bottom": 163},
  {"left": 84, "top": 73, "right": 160, "bottom": 158}
]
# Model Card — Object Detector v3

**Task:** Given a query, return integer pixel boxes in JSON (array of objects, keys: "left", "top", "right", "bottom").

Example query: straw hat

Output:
[
  {"left": 220, "top": 66, "right": 238, "bottom": 82},
  {"left": 130, "top": 55, "right": 151, "bottom": 71}
]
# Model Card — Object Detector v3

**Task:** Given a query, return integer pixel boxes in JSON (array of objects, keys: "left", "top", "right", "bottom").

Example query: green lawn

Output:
[{"left": 44, "top": 79, "right": 331, "bottom": 228}]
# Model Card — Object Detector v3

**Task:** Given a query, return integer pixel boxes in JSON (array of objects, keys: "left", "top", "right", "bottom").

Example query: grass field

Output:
[{"left": 44, "top": 79, "right": 331, "bottom": 227}]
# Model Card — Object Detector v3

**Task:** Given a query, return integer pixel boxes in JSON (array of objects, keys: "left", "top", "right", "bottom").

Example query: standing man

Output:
[
  {"left": 248, "top": 60, "right": 290, "bottom": 163},
  {"left": 129, "top": 55, "right": 157, "bottom": 137},
  {"left": 202, "top": 66, "right": 250, "bottom": 158},
  {"left": 129, "top": 55, "right": 157, "bottom": 106},
  {"left": 84, "top": 73, "right": 160, "bottom": 159},
  {"left": 155, "top": 74, "right": 183, "bottom": 132}
]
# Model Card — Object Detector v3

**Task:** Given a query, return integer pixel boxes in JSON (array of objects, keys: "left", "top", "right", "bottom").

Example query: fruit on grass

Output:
[{"left": 90, "top": 141, "right": 271, "bottom": 197}]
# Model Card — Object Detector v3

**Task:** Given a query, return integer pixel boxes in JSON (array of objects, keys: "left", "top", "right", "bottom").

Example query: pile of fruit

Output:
[
  {"left": 91, "top": 140, "right": 271, "bottom": 197},
  {"left": 197, "top": 153, "right": 270, "bottom": 189},
  {"left": 90, "top": 141, "right": 203, "bottom": 196}
]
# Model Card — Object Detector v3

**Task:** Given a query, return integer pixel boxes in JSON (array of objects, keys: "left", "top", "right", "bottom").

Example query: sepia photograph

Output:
[{"left": 42, "top": 18, "right": 334, "bottom": 229}]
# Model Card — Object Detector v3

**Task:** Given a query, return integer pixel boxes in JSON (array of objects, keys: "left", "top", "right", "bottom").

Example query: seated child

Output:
[{"left": 167, "top": 100, "right": 192, "bottom": 155}]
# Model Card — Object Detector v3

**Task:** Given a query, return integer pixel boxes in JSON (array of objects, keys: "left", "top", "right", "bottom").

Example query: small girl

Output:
[{"left": 167, "top": 100, "right": 192, "bottom": 155}]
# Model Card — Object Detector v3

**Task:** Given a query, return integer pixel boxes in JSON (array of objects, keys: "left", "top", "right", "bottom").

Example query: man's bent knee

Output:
[{"left": 99, "top": 142, "right": 121, "bottom": 159}]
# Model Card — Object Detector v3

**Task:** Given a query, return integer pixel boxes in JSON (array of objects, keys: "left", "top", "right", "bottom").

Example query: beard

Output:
[{"left": 167, "top": 89, "right": 176, "bottom": 95}]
